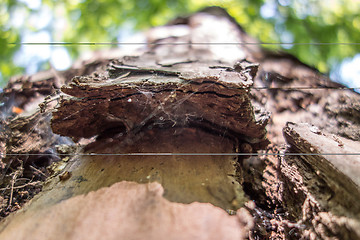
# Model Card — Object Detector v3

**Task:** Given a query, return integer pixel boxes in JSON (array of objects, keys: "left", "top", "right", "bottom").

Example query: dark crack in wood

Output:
[{"left": 52, "top": 59, "right": 269, "bottom": 147}]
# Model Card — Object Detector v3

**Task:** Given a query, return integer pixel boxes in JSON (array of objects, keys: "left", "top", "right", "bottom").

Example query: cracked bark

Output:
[{"left": 1, "top": 6, "right": 360, "bottom": 240}]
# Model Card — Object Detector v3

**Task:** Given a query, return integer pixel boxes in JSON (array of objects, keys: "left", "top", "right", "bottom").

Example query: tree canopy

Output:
[{"left": 1, "top": 0, "right": 359, "bottom": 87}]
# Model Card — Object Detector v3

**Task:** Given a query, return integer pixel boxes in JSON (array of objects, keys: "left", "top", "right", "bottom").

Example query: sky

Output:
[
  {"left": 8, "top": 0, "right": 360, "bottom": 91},
  {"left": 259, "top": 0, "right": 360, "bottom": 90}
]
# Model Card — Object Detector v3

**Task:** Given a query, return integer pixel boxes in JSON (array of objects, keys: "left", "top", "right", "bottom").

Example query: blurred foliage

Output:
[
  {"left": 0, "top": 0, "right": 23, "bottom": 85},
  {"left": 1, "top": 0, "right": 360, "bottom": 86}
]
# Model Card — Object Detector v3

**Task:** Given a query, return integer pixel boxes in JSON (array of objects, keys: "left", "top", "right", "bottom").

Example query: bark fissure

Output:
[{"left": 1, "top": 6, "right": 360, "bottom": 240}]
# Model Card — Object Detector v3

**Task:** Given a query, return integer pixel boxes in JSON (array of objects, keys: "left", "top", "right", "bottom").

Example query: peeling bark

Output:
[
  {"left": 0, "top": 181, "right": 253, "bottom": 240},
  {"left": 280, "top": 123, "right": 360, "bottom": 239},
  {"left": 1, "top": 6, "right": 360, "bottom": 240},
  {"left": 52, "top": 56, "right": 267, "bottom": 146}
]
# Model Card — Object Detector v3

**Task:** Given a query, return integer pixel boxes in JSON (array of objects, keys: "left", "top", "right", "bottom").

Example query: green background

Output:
[{"left": 1, "top": 0, "right": 360, "bottom": 87}]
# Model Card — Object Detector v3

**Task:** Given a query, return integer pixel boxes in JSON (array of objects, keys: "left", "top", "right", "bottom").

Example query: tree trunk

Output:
[{"left": 1, "top": 7, "right": 360, "bottom": 240}]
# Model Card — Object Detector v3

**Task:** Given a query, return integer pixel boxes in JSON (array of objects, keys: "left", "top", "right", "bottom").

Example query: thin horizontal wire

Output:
[
  {"left": 251, "top": 86, "right": 360, "bottom": 90},
  {"left": 2, "top": 153, "right": 360, "bottom": 156},
  {"left": 8, "top": 42, "right": 360, "bottom": 46}
]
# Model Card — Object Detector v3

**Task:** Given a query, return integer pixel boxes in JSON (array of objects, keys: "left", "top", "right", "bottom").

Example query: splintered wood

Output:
[{"left": 51, "top": 59, "right": 268, "bottom": 146}]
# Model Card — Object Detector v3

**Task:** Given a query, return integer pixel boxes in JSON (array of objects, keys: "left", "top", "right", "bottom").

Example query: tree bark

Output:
[{"left": 1, "top": 6, "right": 360, "bottom": 240}]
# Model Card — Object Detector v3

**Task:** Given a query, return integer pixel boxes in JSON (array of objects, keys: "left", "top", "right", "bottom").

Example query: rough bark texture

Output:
[
  {"left": 1, "top": 6, "right": 360, "bottom": 240},
  {"left": 52, "top": 59, "right": 267, "bottom": 144}
]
